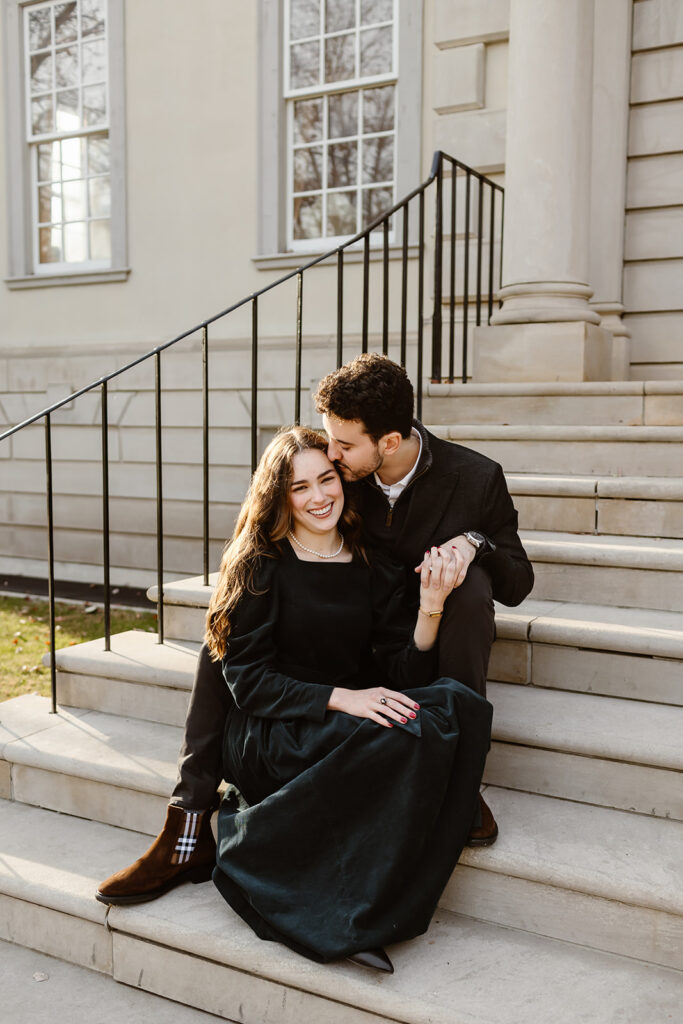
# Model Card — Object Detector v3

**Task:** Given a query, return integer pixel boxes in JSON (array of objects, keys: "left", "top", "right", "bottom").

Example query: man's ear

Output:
[{"left": 379, "top": 430, "right": 403, "bottom": 456}]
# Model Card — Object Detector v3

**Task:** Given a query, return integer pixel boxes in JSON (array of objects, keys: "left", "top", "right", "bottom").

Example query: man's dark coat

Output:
[{"left": 351, "top": 420, "right": 534, "bottom": 607}]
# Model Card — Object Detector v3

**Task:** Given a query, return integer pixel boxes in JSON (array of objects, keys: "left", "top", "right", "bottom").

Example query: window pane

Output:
[
  {"left": 82, "top": 83, "right": 106, "bottom": 125},
  {"left": 81, "top": 0, "right": 106, "bottom": 37},
  {"left": 39, "top": 226, "right": 63, "bottom": 263},
  {"left": 31, "top": 96, "right": 54, "bottom": 135},
  {"left": 362, "top": 135, "right": 393, "bottom": 183},
  {"left": 87, "top": 134, "right": 110, "bottom": 173},
  {"left": 361, "top": 0, "right": 393, "bottom": 25},
  {"left": 31, "top": 53, "right": 53, "bottom": 94},
  {"left": 56, "top": 88, "right": 80, "bottom": 130},
  {"left": 29, "top": 9, "right": 52, "bottom": 52},
  {"left": 294, "top": 146, "right": 323, "bottom": 192},
  {"left": 363, "top": 84, "right": 394, "bottom": 132},
  {"left": 327, "top": 191, "right": 356, "bottom": 235},
  {"left": 325, "top": 0, "right": 355, "bottom": 33},
  {"left": 62, "top": 136, "right": 86, "bottom": 179},
  {"left": 294, "top": 98, "right": 322, "bottom": 144},
  {"left": 64, "top": 220, "right": 87, "bottom": 261},
  {"left": 88, "top": 175, "right": 110, "bottom": 217},
  {"left": 293, "top": 195, "right": 322, "bottom": 239},
  {"left": 82, "top": 39, "right": 106, "bottom": 84},
  {"left": 359, "top": 25, "right": 392, "bottom": 76},
  {"left": 362, "top": 185, "right": 393, "bottom": 227},
  {"left": 328, "top": 140, "right": 357, "bottom": 187},
  {"left": 290, "top": 40, "right": 320, "bottom": 88},
  {"left": 38, "top": 183, "right": 61, "bottom": 224},
  {"left": 37, "top": 142, "right": 60, "bottom": 182},
  {"left": 56, "top": 45, "right": 79, "bottom": 88},
  {"left": 54, "top": 2, "right": 78, "bottom": 44},
  {"left": 290, "top": 0, "right": 319, "bottom": 41},
  {"left": 325, "top": 33, "right": 355, "bottom": 83},
  {"left": 328, "top": 91, "right": 357, "bottom": 139},
  {"left": 62, "top": 179, "right": 87, "bottom": 221},
  {"left": 90, "top": 219, "right": 111, "bottom": 260}
]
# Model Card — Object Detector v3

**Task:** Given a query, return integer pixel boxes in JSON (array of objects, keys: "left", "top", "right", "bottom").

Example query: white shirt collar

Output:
[{"left": 374, "top": 428, "right": 422, "bottom": 507}]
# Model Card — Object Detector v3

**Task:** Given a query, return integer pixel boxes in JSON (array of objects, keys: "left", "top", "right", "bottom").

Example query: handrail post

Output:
[
  {"left": 431, "top": 154, "right": 443, "bottom": 382},
  {"left": 476, "top": 177, "right": 484, "bottom": 327},
  {"left": 400, "top": 203, "right": 409, "bottom": 367},
  {"left": 251, "top": 299, "right": 259, "bottom": 474},
  {"left": 44, "top": 414, "right": 57, "bottom": 713},
  {"left": 101, "top": 382, "right": 111, "bottom": 651},
  {"left": 449, "top": 163, "right": 457, "bottom": 382},
  {"left": 202, "top": 325, "right": 210, "bottom": 586},
  {"left": 417, "top": 190, "right": 425, "bottom": 420},
  {"left": 295, "top": 272, "right": 303, "bottom": 425},
  {"left": 488, "top": 185, "right": 496, "bottom": 323},
  {"left": 462, "top": 171, "right": 471, "bottom": 383},
  {"left": 362, "top": 235, "right": 370, "bottom": 353},
  {"left": 336, "top": 250, "right": 344, "bottom": 368},
  {"left": 382, "top": 218, "right": 389, "bottom": 355},
  {"left": 154, "top": 351, "right": 164, "bottom": 644}
]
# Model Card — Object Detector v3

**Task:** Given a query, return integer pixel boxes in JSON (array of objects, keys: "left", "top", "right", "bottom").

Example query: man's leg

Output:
[
  {"left": 96, "top": 643, "right": 229, "bottom": 905},
  {"left": 437, "top": 566, "right": 498, "bottom": 845}
]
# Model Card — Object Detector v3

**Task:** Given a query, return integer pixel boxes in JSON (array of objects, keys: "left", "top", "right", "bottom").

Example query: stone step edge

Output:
[
  {"left": 0, "top": 795, "right": 679, "bottom": 961},
  {"left": 3, "top": 801, "right": 679, "bottom": 1024},
  {"left": 1, "top": 698, "right": 681, "bottom": 920},
  {"left": 505, "top": 473, "right": 683, "bottom": 501},
  {"left": 426, "top": 381, "right": 683, "bottom": 397},
  {"left": 520, "top": 531, "right": 683, "bottom": 570},
  {"left": 428, "top": 423, "right": 683, "bottom": 441}
]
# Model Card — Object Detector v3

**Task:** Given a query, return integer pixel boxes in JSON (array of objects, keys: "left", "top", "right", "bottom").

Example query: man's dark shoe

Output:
[
  {"left": 96, "top": 803, "right": 216, "bottom": 905},
  {"left": 466, "top": 793, "right": 499, "bottom": 847}
]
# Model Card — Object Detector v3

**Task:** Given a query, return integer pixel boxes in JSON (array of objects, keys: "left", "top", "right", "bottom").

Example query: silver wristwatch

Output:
[{"left": 464, "top": 530, "right": 486, "bottom": 550}]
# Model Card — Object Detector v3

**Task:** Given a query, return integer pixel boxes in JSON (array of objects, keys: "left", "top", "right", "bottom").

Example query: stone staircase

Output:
[{"left": 1, "top": 381, "right": 682, "bottom": 1022}]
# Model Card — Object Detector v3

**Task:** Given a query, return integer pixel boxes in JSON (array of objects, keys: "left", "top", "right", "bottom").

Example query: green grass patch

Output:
[{"left": 0, "top": 595, "right": 158, "bottom": 703}]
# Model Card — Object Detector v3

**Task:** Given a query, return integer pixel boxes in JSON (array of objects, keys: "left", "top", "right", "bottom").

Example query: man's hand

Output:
[{"left": 414, "top": 535, "right": 476, "bottom": 590}]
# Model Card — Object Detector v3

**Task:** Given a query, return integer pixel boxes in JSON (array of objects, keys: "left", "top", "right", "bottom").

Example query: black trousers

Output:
[{"left": 170, "top": 565, "right": 495, "bottom": 810}]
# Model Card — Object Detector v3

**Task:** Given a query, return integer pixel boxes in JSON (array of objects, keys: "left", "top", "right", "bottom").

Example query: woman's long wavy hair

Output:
[{"left": 205, "top": 425, "right": 366, "bottom": 660}]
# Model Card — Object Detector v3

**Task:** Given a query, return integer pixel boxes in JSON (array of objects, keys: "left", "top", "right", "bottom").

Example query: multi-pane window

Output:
[
  {"left": 285, "top": 0, "right": 397, "bottom": 248},
  {"left": 24, "top": 0, "right": 111, "bottom": 270}
]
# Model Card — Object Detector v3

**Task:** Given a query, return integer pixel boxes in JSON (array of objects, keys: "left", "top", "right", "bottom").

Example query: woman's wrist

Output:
[
  {"left": 418, "top": 605, "right": 443, "bottom": 618},
  {"left": 327, "top": 687, "right": 348, "bottom": 711}
]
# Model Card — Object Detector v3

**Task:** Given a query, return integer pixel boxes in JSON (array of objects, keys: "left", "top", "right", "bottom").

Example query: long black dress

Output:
[{"left": 212, "top": 543, "right": 493, "bottom": 964}]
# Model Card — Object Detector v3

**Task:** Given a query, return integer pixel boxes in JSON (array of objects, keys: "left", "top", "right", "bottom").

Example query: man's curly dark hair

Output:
[{"left": 314, "top": 353, "right": 414, "bottom": 442}]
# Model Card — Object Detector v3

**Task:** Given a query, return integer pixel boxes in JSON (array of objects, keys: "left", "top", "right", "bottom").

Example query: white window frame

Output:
[
  {"left": 3, "top": 0, "right": 129, "bottom": 289},
  {"left": 255, "top": 0, "right": 422, "bottom": 265},
  {"left": 284, "top": 0, "right": 398, "bottom": 251}
]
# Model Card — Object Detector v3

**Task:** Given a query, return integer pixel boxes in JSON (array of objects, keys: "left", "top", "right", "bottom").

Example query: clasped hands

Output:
[{"left": 414, "top": 535, "right": 476, "bottom": 592}]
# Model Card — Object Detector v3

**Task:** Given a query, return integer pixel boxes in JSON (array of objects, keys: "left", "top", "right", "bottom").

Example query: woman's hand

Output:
[
  {"left": 328, "top": 686, "right": 420, "bottom": 728},
  {"left": 419, "top": 546, "right": 458, "bottom": 613}
]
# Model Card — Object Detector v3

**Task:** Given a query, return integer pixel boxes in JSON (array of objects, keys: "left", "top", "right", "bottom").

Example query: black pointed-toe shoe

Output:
[{"left": 347, "top": 947, "right": 394, "bottom": 973}]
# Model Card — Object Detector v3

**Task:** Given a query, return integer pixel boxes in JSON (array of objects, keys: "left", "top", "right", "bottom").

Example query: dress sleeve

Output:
[
  {"left": 222, "top": 562, "right": 333, "bottom": 721},
  {"left": 369, "top": 552, "right": 437, "bottom": 690}
]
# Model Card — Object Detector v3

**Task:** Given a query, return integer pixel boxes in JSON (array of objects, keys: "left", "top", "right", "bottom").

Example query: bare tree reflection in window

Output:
[
  {"left": 55, "top": 2, "right": 78, "bottom": 44},
  {"left": 294, "top": 146, "right": 323, "bottom": 192},
  {"left": 328, "top": 141, "right": 357, "bottom": 188},
  {"left": 293, "top": 195, "right": 322, "bottom": 239},
  {"left": 55, "top": 45, "right": 79, "bottom": 88},
  {"left": 294, "top": 98, "right": 323, "bottom": 144},
  {"left": 290, "top": 0, "right": 320, "bottom": 41},
  {"left": 363, "top": 85, "right": 394, "bottom": 133},
  {"left": 362, "top": 185, "right": 393, "bottom": 228},
  {"left": 291, "top": 40, "right": 320, "bottom": 88},
  {"left": 29, "top": 8, "right": 52, "bottom": 51},
  {"left": 82, "top": 39, "right": 106, "bottom": 84},
  {"left": 359, "top": 26, "right": 392, "bottom": 77},
  {"left": 361, "top": 0, "right": 393, "bottom": 25},
  {"left": 328, "top": 191, "right": 357, "bottom": 236},
  {"left": 328, "top": 92, "right": 357, "bottom": 139},
  {"left": 81, "top": 0, "right": 106, "bottom": 37},
  {"left": 362, "top": 136, "right": 393, "bottom": 184},
  {"left": 325, "top": 0, "right": 355, "bottom": 33},
  {"left": 325, "top": 33, "right": 355, "bottom": 84}
]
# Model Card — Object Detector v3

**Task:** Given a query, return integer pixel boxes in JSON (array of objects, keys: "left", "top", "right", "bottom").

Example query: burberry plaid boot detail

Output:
[{"left": 96, "top": 803, "right": 216, "bottom": 906}]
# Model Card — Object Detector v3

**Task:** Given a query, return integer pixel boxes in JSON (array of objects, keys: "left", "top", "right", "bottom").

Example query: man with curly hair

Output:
[
  {"left": 97, "top": 353, "right": 532, "bottom": 907},
  {"left": 314, "top": 353, "right": 534, "bottom": 845}
]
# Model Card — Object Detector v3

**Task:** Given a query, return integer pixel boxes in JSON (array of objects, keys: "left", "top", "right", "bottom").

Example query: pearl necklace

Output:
[{"left": 288, "top": 530, "right": 344, "bottom": 559}]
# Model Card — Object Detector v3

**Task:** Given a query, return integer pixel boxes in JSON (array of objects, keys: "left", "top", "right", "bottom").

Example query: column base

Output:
[{"left": 472, "top": 322, "right": 615, "bottom": 382}]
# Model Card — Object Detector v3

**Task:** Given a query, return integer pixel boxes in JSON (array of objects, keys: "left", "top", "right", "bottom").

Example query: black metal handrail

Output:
[{"left": 0, "top": 150, "right": 503, "bottom": 712}]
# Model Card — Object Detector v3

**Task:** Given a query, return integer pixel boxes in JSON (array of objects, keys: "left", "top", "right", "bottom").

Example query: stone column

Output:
[
  {"left": 589, "top": 0, "right": 632, "bottom": 378},
  {"left": 473, "top": 0, "right": 613, "bottom": 381}
]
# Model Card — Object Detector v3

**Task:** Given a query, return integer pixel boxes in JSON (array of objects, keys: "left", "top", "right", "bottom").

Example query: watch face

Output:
[{"left": 468, "top": 531, "right": 485, "bottom": 546}]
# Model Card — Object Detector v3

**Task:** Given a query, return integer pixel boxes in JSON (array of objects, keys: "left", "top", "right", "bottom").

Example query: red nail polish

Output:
[
  {"left": 401, "top": 717, "right": 407, "bottom": 723},
  {"left": 414, "top": 704, "right": 420, "bottom": 709},
  {"left": 409, "top": 712, "right": 416, "bottom": 719}
]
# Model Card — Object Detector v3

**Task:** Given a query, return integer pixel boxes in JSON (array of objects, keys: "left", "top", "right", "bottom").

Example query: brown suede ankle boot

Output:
[{"left": 96, "top": 804, "right": 216, "bottom": 905}]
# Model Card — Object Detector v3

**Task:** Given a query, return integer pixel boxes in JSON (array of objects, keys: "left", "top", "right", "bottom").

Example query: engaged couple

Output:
[{"left": 95, "top": 352, "right": 533, "bottom": 974}]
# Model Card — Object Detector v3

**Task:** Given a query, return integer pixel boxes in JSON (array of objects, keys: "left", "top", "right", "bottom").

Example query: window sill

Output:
[
  {"left": 252, "top": 243, "right": 420, "bottom": 272},
  {"left": 5, "top": 268, "right": 131, "bottom": 290}
]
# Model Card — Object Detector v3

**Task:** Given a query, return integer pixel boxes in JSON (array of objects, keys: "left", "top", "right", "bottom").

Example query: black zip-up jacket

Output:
[{"left": 349, "top": 420, "right": 534, "bottom": 607}]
